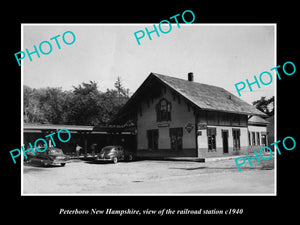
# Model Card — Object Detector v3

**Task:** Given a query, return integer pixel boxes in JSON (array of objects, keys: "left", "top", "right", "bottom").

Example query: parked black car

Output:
[
  {"left": 97, "top": 146, "right": 135, "bottom": 163},
  {"left": 28, "top": 147, "right": 68, "bottom": 167}
]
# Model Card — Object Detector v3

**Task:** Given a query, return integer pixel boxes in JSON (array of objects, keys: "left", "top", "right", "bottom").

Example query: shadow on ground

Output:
[{"left": 169, "top": 163, "right": 274, "bottom": 171}]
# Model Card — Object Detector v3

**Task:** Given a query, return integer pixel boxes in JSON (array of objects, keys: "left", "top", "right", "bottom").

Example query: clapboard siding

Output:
[{"left": 137, "top": 87, "right": 196, "bottom": 151}]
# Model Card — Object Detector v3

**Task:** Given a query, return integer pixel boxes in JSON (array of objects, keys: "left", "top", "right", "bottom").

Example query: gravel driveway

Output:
[{"left": 22, "top": 157, "right": 275, "bottom": 195}]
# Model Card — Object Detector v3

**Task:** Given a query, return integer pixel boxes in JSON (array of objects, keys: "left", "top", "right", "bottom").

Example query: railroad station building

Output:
[
  {"left": 114, "top": 72, "right": 269, "bottom": 159},
  {"left": 24, "top": 72, "right": 271, "bottom": 160}
]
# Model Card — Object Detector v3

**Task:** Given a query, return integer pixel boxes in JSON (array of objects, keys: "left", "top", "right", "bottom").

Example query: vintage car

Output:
[
  {"left": 97, "top": 146, "right": 135, "bottom": 163},
  {"left": 28, "top": 147, "right": 68, "bottom": 167}
]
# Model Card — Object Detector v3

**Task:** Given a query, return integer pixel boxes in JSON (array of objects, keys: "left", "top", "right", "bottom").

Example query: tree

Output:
[
  {"left": 102, "top": 77, "right": 130, "bottom": 121},
  {"left": 23, "top": 77, "right": 131, "bottom": 125},
  {"left": 24, "top": 86, "right": 47, "bottom": 123},
  {"left": 38, "top": 87, "right": 66, "bottom": 124},
  {"left": 66, "top": 81, "right": 104, "bottom": 125},
  {"left": 252, "top": 96, "right": 274, "bottom": 117},
  {"left": 24, "top": 86, "right": 70, "bottom": 124},
  {"left": 114, "top": 76, "right": 129, "bottom": 99}
]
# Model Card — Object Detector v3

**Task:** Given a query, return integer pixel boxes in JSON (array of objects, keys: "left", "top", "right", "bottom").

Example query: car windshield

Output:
[
  {"left": 100, "top": 146, "right": 116, "bottom": 153},
  {"left": 48, "top": 148, "right": 64, "bottom": 155}
]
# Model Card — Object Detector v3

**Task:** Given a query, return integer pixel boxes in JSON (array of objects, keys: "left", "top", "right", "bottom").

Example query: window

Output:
[
  {"left": 261, "top": 133, "right": 267, "bottom": 146},
  {"left": 251, "top": 132, "right": 256, "bottom": 145},
  {"left": 169, "top": 128, "right": 183, "bottom": 151},
  {"left": 222, "top": 130, "right": 229, "bottom": 154},
  {"left": 256, "top": 132, "right": 260, "bottom": 145},
  {"left": 156, "top": 98, "right": 171, "bottom": 122},
  {"left": 207, "top": 127, "right": 216, "bottom": 151},
  {"left": 248, "top": 131, "right": 251, "bottom": 145},
  {"left": 233, "top": 129, "right": 241, "bottom": 151},
  {"left": 147, "top": 129, "right": 158, "bottom": 150}
]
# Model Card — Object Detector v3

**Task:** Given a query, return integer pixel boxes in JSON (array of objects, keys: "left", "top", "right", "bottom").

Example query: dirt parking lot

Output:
[{"left": 23, "top": 157, "right": 275, "bottom": 195}]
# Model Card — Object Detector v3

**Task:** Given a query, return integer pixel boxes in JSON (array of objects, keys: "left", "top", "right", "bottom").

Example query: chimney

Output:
[{"left": 188, "top": 72, "right": 194, "bottom": 82}]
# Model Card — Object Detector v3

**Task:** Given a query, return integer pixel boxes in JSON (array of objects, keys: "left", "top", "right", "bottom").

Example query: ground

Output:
[{"left": 23, "top": 157, "right": 275, "bottom": 195}]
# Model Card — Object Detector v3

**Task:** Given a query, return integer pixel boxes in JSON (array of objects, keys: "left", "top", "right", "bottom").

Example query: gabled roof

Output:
[
  {"left": 152, "top": 73, "right": 266, "bottom": 116},
  {"left": 114, "top": 72, "right": 266, "bottom": 122},
  {"left": 248, "top": 116, "right": 270, "bottom": 125}
]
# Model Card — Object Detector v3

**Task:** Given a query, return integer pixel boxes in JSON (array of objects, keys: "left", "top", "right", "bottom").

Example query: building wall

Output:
[
  {"left": 196, "top": 110, "right": 249, "bottom": 158},
  {"left": 136, "top": 86, "right": 267, "bottom": 159},
  {"left": 197, "top": 126, "right": 248, "bottom": 158},
  {"left": 137, "top": 87, "right": 197, "bottom": 157}
]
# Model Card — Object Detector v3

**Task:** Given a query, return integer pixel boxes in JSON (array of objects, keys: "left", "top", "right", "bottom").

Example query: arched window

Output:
[{"left": 156, "top": 98, "right": 171, "bottom": 122}]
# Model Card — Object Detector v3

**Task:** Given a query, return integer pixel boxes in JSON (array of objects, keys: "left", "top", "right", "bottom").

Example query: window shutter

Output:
[
  {"left": 155, "top": 104, "right": 160, "bottom": 122},
  {"left": 167, "top": 102, "right": 171, "bottom": 121}
]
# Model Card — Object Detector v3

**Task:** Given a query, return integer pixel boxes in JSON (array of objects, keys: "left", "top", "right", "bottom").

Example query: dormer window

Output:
[{"left": 156, "top": 98, "right": 171, "bottom": 122}]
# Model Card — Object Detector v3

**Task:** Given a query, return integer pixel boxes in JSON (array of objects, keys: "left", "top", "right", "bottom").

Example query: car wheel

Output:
[
  {"left": 112, "top": 157, "right": 118, "bottom": 164},
  {"left": 128, "top": 154, "right": 133, "bottom": 161},
  {"left": 61, "top": 163, "right": 66, "bottom": 166}
]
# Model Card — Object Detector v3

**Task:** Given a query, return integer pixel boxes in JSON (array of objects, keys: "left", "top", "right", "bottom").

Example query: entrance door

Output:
[
  {"left": 170, "top": 128, "right": 183, "bottom": 151},
  {"left": 261, "top": 134, "right": 267, "bottom": 146},
  {"left": 147, "top": 129, "right": 158, "bottom": 150},
  {"left": 222, "top": 130, "right": 229, "bottom": 154},
  {"left": 233, "top": 129, "right": 241, "bottom": 151}
]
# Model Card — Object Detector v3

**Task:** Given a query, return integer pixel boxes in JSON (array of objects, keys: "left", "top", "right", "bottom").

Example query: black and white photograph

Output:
[
  {"left": 21, "top": 24, "right": 276, "bottom": 195},
  {"left": 3, "top": 4, "right": 298, "bottom": 221}
]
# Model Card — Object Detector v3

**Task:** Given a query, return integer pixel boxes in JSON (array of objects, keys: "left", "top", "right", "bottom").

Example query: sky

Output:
[{"left": 22, "top": 24, "right": 275, "bottom": 104}]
